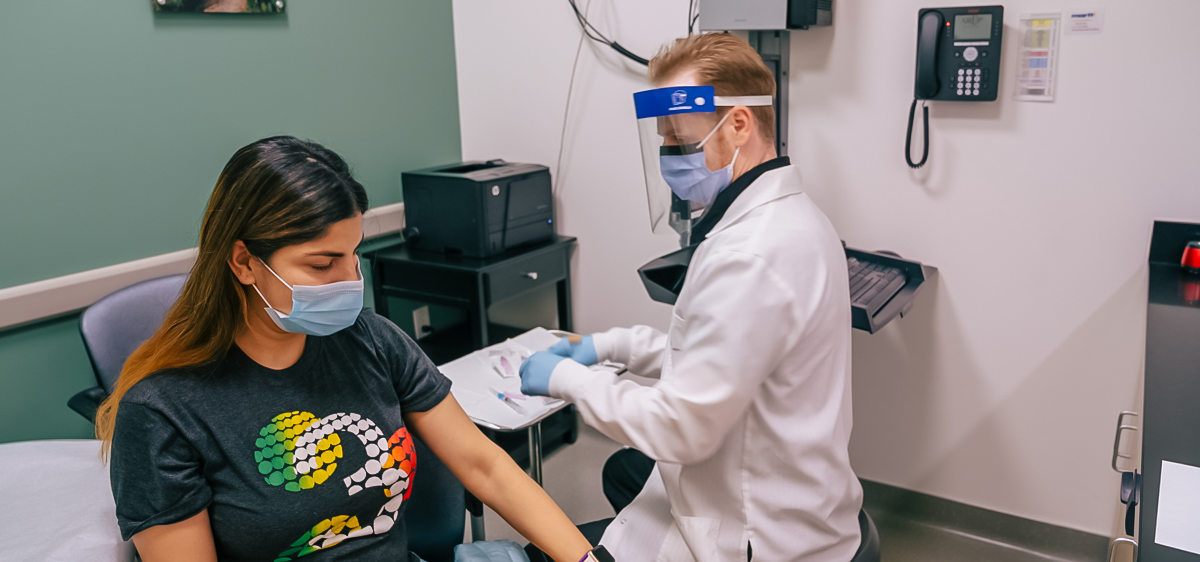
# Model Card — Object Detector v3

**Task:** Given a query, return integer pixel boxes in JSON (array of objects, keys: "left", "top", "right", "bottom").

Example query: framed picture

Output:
[{"left": 153, "top": 0, "right": 285, "bottom": 14}]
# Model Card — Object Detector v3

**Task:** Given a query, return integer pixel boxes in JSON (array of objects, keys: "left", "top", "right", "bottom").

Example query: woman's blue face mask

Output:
[
  {"left": 658, "top": 113, "right": 739, "bottom": 208},
  {"left": 251, "top": 258, "right": 364, "bottom": 336}
]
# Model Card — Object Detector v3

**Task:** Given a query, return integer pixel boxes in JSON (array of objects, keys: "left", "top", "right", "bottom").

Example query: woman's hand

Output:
[
  {"left": 131, "top": 509, "right": 218, "bottom": 562},
  {"left": 406, "top": 395, "right": 593, "bottom": 562}
]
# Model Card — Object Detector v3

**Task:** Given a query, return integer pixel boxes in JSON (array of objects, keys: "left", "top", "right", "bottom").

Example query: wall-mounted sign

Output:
[{"left": 1065, "top": 10, "right": 1104, "bottom": 35}]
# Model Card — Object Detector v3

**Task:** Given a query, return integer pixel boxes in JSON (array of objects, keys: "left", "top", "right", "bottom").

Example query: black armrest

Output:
[{"left": 68, "top": 386, "right": 108, "bottom": 424}]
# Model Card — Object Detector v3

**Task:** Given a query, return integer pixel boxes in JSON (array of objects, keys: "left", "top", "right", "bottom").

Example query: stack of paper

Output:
[{"left": 438, "top": 327, "right": 567, "bottom": 431}]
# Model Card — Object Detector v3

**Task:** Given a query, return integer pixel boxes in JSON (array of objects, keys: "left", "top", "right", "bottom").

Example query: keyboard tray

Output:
[{"left": 845, "top": 246, "right": 935, "bottom": 334}]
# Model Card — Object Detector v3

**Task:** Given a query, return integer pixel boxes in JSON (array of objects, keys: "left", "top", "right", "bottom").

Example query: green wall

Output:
[
  {"left": 0, "top": 316, "right": 99, "bottom": 442},
  {"left": 0, "top": 1, "right": 462, "bottom": 443}
]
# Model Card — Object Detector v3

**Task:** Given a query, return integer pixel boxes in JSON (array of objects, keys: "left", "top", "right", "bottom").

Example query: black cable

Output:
[
  {"left": 566, "top": 0, "right": 649, "bottom": 66},
  {"left": 688, "top": 0, "right": 696, "bottom": 33},
  {"left": 905, "top": 99, "right": 929, "bottom": 169},
  {"left": 610, "top": 43, "right": 649, "bottom": 65},
  {"left": 567, "top": 0, "right": 609, "bottom": 43}
]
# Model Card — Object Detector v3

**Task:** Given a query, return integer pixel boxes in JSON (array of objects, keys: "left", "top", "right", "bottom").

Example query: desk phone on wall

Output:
[
  {"left": 906, "top": 5, "right": 1004, "bottom": 168},
  {"left": 916, "top": 5, "right": 1004, "bottom": 101}
]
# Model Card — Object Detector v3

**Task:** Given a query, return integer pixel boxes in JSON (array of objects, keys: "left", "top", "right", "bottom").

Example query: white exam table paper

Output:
[{"left": 0, "top": 439, "right": 133, "bottom": 562}]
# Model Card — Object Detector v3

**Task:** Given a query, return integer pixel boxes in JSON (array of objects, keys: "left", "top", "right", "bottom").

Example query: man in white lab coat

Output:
[{"left": 521, "top": 33, "right": 863, "bottom": 561}]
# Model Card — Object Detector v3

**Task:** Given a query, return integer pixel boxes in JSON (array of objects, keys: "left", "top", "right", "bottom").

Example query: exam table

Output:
[{"left": 0, "top": 439, "right": 134, "bottom": 562}]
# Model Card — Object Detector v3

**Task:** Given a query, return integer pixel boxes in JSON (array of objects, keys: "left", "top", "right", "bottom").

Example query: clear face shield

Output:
[{"left": 633, "top": 85, "right": 773, "bottom": 246}]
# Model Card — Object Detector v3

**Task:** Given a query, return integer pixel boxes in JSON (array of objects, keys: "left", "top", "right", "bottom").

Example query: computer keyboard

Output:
[
  {"left": 848, "top": 256, "right": 907, "bottom": 310},
  {"left": 844, "top": 246, "right": 931, "bottom": 333}
]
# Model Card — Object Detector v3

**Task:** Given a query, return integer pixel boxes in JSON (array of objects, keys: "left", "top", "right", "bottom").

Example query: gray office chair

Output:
[
  {"left": 67, "top": 274, "right": 468, "bottom": 560},
  {"left": 852, "top": 509, "right": 881, "bottom": 562},
  {"left": 69, "top": 274, "right": 188, "bottom": 422}
]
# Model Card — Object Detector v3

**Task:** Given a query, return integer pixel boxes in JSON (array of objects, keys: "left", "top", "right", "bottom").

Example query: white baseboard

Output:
[{"left": 0, "top": 202, "right": 404, "bottom": 331}]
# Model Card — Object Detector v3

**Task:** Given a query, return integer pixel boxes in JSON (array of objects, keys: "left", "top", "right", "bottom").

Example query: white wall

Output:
[
  {"left": 452, "top": 0, "right": 1200, "bottom": 537},
  {"left": 793, "top": 0, "right": 1200, "bottom": 537},
  {"left": 453, "top": 0, "right": 688, "bottom": 335}
]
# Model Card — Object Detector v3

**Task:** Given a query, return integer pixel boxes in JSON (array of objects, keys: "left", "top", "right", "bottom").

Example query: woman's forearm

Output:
[
  {"left": 404, "top": 397, "right": 593, "bottom": 561},
  {"left": 465, "top": 450, "right": 593, "bottom": 562}
]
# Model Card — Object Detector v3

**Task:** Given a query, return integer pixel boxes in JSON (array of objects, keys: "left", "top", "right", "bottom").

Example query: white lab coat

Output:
[{"left": 547, "top": 164, "right": 862, "bottom": 561}]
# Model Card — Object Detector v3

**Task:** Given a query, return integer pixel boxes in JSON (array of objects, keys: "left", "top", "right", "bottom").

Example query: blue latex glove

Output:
[
  {"left": 519, "top": 351, "right": 566, "bottom": 397},
  {"left": 453, "top": 539, "right": 530, "bottom": 562},
  {"left": 547, "top": 335, "right": 598, "bottom": 366}
]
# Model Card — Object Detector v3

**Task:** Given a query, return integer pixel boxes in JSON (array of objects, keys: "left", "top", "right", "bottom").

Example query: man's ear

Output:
[
  {"left": 728, "top": 106, "right": 755, "bottom": 148},
  {"left": 229, "top": 240, "right": 257, "bottom": 286}
]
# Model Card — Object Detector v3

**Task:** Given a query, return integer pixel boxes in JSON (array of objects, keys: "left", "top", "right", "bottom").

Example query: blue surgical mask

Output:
[
  {"left": 659, "top": 113, "right": 739, "bottom": 207},
  {"left": 251, "top": 259, "right": 364, "bottom": 336}
]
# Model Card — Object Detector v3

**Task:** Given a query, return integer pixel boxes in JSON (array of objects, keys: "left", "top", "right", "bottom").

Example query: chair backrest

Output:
[
  {"left": 404, "top": 437, "right": 466, "bottom": 562},
  {"left": 79, "top": 274, "right": 187, "bottom": 392}
]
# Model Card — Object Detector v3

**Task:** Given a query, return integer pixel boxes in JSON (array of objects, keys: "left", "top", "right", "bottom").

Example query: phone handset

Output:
[
  {"left": 907, "top": 11, "right": 943, "bottom": 169},
  {"left": 915, "top": 12, "right": 944, "bottom": 97}
]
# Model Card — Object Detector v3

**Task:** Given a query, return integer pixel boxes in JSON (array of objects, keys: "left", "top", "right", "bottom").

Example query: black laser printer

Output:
[{"left": 401, "top": 160, "right": 554, "bottom": 258}]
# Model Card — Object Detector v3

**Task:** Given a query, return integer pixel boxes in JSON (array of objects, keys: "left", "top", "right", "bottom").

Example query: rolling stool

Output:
[{"left": 852, "top": 509, "right": 881, "bottom": 562}]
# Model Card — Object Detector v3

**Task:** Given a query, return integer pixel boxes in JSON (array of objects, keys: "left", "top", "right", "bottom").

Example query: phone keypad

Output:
[{"left": 955, "top": 68, "right": 990, "bottom": 97}]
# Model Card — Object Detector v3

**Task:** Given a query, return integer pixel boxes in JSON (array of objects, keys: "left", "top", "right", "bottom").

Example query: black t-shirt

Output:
[{"left": 110, "top": 309, "right": 451, "bottom": 562}]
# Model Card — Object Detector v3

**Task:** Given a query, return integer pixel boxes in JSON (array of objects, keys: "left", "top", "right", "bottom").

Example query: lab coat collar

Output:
[
  {"left": 704, "top": 159, "right": 802, "bottom": 239},
  {"left": 689, "top": 156, "right": 790, "bottom": 244}
]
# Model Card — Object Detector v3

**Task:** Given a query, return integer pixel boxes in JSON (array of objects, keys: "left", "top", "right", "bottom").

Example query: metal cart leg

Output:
[
  {"left": 466, "top": 491, "right": 486, "bottom": 542},
  {"left": 529, "top": 422, "right": 544, "bottom": 486},
  {"left": 470, "top": 514, "right": 486, "bottom": 543}
]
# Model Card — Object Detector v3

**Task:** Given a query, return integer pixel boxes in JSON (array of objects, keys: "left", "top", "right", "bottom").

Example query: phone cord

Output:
[{"left": 905, "top": 99, "right": 929, "bottom": 169}]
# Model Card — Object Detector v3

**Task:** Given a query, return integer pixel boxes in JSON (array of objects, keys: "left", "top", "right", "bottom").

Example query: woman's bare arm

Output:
[
  {"left": 131, "top": 510, "right": 218, "bottom": 562},
  {"left": 406, "top": 395, "right": 592, "bottom": 562}
]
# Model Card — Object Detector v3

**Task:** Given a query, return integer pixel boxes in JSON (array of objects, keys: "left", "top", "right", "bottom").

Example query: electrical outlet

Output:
[{"left": 412, "top": 306, "right": 432, "bottom": 340}]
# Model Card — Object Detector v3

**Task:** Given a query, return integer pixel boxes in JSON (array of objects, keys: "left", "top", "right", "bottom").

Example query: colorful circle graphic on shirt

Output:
[{"left": 254, "top": 411, "right": 417, "bottom": 561}]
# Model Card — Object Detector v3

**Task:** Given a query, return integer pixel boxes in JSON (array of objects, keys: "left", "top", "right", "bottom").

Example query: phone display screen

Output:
[{"left": 954, "top": 14, "right": 993, "bottom": 40}]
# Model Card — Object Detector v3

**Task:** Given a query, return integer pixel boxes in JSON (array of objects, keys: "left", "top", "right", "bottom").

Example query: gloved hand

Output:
[
  {"left": 519, "top": 351, "right": 566, "bottom": 397},
  {"left": 547, "top": 335, "right": 598, "bottom": 366},
  {"left": 453, "top": 539, "right": 530, "bottom": 562}
]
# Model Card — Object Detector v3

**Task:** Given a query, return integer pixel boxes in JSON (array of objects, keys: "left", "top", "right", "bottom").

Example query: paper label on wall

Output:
[
  {"left": 1065, "top": 10, "right": 1104, "bottom": 34},
  {"left": 1156, "top": 460, "right": 1200, "bottom": 555},
  {"left": 1016, "top": 13, "right": 1062, "bottom": 102}
]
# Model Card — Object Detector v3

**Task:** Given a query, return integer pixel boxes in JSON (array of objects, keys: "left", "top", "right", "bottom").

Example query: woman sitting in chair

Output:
[{"left": 96, "top": 136, "right": 595, "bottom": 562}]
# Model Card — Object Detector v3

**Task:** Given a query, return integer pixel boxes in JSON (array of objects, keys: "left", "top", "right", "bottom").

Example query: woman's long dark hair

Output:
[{"left": 96, "top": 136, "right": 368, "bottom": 455}]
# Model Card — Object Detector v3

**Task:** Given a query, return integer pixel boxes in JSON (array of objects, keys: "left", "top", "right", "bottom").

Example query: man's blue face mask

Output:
[
  {"left": 658, "top": 112, "right": 739, "bottom": 208},
  {"left": 251, "top": 258, "right": 364, "bottom": 336}
]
